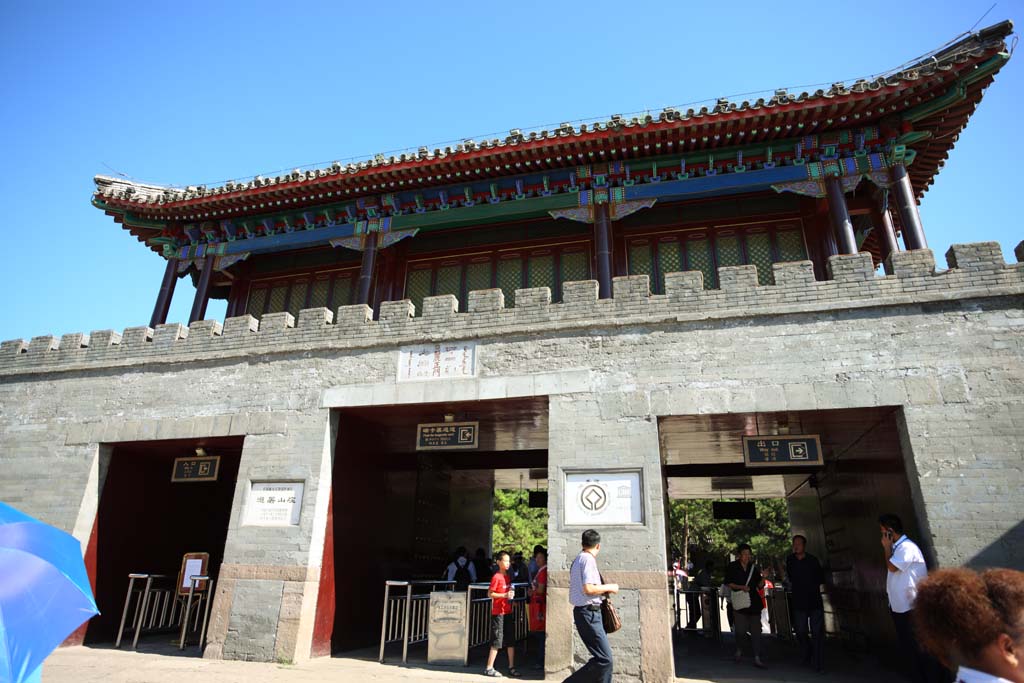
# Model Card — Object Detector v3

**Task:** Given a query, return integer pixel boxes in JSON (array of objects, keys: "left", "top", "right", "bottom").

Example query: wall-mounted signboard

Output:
[
  {"left": 171, "top": 455, "right": 220, "bottom": 482},
  {"left": 743, "top": 435, "right": 822, "bottom": 467},
  {"left": 564, "top": 470, "right": 644, "bottom": 526},
  {"left": 416, "top": 421, "right": 479, "bottom": 451},
  {"left": 398, "top": 342, "right": 477, "bottom": 382},
  {"left": 243, "top": 482, "right": 304, "bottom": 526}
]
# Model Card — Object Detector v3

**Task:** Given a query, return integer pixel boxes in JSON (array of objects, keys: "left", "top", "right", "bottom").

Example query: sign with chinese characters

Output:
[
  {"left": 397, "top": 342, "right": 477, "bottom": 382},
  {"left": 427, "top": 591, "right": 468, "bottom": 665},
  {"left": 743, "top": 435, "right": 822, "bottom": 467},
  {"left": 564, "top": 470, "right": 643, "bottom": 526},
  {"left": 244, "top": 482, "right": 304, "bottom": 527},
  {"left": 171, "top": 455, "right": 220, "bottom": 482},
  {"left": 416, "top": 422, "right": 479, "bottom": 451}
]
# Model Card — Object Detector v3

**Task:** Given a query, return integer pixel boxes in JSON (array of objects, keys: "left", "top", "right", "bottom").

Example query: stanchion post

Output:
[
  {"left": 402, "top": 583, "right": 413, "bottom": 664},
  {"left": 132, "top": 576, "right": 155, "bottom": 650}
]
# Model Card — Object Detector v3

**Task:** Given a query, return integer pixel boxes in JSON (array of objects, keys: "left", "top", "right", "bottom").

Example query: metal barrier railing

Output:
[
  {"left": 464, "top": 581, "right": 530, "bottom": 651},
  {"left": 378, "top": 580, "right": 455, "bottom": 663},
  {"left": 671, "top": 580, "right": 722, "bottom": 644},
  {"left": 115, "top": 572, "right": 214, "bottom": 651}
]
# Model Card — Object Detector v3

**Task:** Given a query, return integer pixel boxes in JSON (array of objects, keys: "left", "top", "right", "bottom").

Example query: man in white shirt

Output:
[{"left": 879, "top": 513, "right": 950, "bottom": 683}]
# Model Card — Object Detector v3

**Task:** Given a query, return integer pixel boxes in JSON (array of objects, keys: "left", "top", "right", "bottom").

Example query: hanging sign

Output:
[
  {"left": 743, "top": 435, "right": 822, "bottom": 467},
  {"left": 564, "top": 470, "right": 644, "bottom": 526},
  {"left": 244, "top": 482, "right": 304, "bottom": 526},
  {"left": 398, "top": 342, "right": 477, "bottom": 382},
  {"left": 171, "top": 455, "right": 220, "bottom": 482},
  {"left": 416, "top": 421, "right": 479, "bottom": 451}
]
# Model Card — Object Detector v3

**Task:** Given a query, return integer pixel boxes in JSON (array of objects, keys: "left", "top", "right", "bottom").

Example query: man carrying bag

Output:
[{"left": 565, "top": 529, "right": 619, "bottom": 683}]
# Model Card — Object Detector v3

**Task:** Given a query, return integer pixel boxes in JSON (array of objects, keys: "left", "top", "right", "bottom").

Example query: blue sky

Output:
[{"left": 1, "top": 1, "right": 1019, "bottom": 341}]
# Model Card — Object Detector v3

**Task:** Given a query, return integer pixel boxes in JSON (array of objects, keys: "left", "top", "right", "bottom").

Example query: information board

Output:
[
  {"left": 243, "top": 482, "right": 304, "bottom": 526},
  {"left": 743, "top": 435, "right": 822, "bottom": 467},
  {"left": 427, "top": 591, "right": 469, "bottom": 665},
  {"left": 416, "top": 422, "right": 479, "bottom": 451},
  {"left": 564, "top": 470, "right": 643, "bottom": 526},
  {"left": 397, "top": 342, "right": 477, "bottom": 382},
  {"left": 171, "top": 455, "right": 220, "bottom": 482}
]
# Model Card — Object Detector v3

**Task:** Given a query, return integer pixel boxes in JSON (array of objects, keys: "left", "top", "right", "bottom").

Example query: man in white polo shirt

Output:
[{"left": 879, "top": 513, "right": 950, "bottom": 683}]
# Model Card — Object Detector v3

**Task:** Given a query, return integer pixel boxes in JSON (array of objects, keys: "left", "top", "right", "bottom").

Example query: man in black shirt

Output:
[{"left": 785, "top": 534, "right": 825, "bottom": 673}]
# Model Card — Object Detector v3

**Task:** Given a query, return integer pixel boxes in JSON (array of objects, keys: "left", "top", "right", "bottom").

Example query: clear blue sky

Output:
[{"left": 1, "top": 1, "right": 1019, "bottom": 341}]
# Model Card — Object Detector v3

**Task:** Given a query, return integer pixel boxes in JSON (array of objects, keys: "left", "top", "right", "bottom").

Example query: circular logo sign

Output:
[{"left": 579, "top": 483, "right": 609, "bottom": 513}]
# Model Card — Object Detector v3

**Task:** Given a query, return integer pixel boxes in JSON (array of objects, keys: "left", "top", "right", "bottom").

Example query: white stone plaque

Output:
[
  {"left": 427, "top": 591, "right": 468, "bottom": 665},
  {"left": 564, "top": 470, "right": 643, "bottom": 526},
  {"left": 244, "top": 482, "right": 304, "bottom": 527},
  {"left": 397, "top": 342, "right": 477, "bottom": 382}
]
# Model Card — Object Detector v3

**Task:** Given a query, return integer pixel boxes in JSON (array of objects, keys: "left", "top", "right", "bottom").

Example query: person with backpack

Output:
[{"left": 445, "top": 546, "right": 477, "bottom": 591}]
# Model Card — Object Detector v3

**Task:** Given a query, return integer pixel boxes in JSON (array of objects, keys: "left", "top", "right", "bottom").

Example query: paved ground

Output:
[{"left": 43, "top": 632, "right": 909, "bottom": 682}]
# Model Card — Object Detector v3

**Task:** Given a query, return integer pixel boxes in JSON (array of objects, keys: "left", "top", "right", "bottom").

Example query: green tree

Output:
[
  {"left": 668, "top": 498, "right": 791, "bottom": 575},
  {"left": 492, "top": 489, "right": 548, "bottom": 556}
]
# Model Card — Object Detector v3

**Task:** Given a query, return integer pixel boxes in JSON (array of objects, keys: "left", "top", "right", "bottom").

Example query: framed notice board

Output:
[{"left": 171, "top": 455, "right": 220, "bottom": 482}]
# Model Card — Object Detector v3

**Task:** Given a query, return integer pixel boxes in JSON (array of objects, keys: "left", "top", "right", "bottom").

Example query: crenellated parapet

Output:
[{"left": 2, "top": 241, "right": 1022, "bottom": 377}]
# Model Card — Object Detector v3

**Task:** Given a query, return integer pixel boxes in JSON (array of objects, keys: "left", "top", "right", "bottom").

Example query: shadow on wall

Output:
[{"left": 968, "top": 519, "right": 1024, "bottom": 569}]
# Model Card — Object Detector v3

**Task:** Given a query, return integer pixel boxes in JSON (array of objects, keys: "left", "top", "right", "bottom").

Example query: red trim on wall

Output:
[
  {"left": 62, "top": 514, "right": 99, "bottom": 647},
  {"left": 310, "top": 488, "right": 336, "bottom": 657}
]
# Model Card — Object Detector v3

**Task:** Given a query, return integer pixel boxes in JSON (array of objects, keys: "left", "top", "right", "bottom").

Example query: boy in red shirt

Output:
[{"left": 485, "top": 551, "right": 520, "bottom": 678}]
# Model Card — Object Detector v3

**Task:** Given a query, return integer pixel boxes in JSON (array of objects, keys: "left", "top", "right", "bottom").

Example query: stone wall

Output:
[{"left": 1, "top": 242, "right": 1022, "bottom": 680}]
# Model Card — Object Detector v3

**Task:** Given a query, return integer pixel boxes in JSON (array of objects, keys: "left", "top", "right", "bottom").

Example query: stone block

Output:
[
  {"left": 121, "top": 326, "right": 153, "bottom": 346},
  {"left": 27, "top": 335, "right": 59, "bottom": 354},
  {"left": 718, "top": 264, "right": 759, "bottom": 290},
  {"left": 827, "top": 252, "right": 875, "bottom": 282},
  {"left": 223, "top": 315, "right": 259, "bottom": 337},
  {"left": 945, "top": 242, "right": 1004, "bottom": 271},
  {"left": 260, "top": 312, "right": 295, "bottom": 330},
  {"left": 468, "top": 288, "right": 504, "bottom": 312},
  {"left": 421, "top": 294, "right": 459, "bottom": 319},
  {"left": 612, "top": 274, "right": 650, "bottom": 301},
  {"left": 562, "top": 280, "right": 598, "bottom": 305},
  {"left": 297, "top": 307, "right": 333, "bottom": 328},
  {"left": 664, "top": 271, "right": 703, "bottom": 303},
  {"left": 189, "top": 319, "right": 224, "bottom": 337},
  {"left": 888, "top": 249, "right": 935, "bottom": 278},
  {"left": 335, "top": 304, "right": 373, "bottom": 328},
  {"left": 0, "top": 339, "right": 27, "bottom": 355},
  {"left": 59, "top": 333, "right": 88, "bottom": 350},
  {"left": 773, "top": 260, "right": 816, "bottom": 286},
  {"left": 89, "top": 329, "right": 122, "bottom": 348},
  {"left": 514, "top": 287, "right": 551, "bottom": 309},
  {"left": 379, "top": 300, "right": 414, "bottom": 322},
  {"left": 153, "top": 323, "right": 187, "bottom": 348}
]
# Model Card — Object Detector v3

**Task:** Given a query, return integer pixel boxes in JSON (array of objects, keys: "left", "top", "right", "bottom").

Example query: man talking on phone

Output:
[{"left": 879, "top": 513, "right": 949, "bottom": 683}]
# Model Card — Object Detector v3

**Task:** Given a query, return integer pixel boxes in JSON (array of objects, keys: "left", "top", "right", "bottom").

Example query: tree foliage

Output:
[
  {"left": 492, "top": 489, "right": 548, "bottom": 555},
  {"left": 668, "top": 498, "right": 791, "bottom": 576}
]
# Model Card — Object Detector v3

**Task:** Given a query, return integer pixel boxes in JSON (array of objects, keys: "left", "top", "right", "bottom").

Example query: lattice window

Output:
[
  {"left": 527, "top": 254, "right": 555, "bottom": 293},
  {"left": 246, "top": 287, "right": 267, "bottom": 318},
  {"left": 628, "top": 241, "right": 654, "bottom": 279},
  {"left": 465, "top": 260, "right": 492, "bottom": 297},
  {"left": 267, "top": 285, "right": 288, "bottom": 315},
  {"left": 686, "top": 238, "right": 715, "bottom": 289},
  {"left": 309, "top": 279, "right": 330, "bottom": 309},
  {"left": 405, "top": 268, "right": 432, "bottom": 317},
  {"left": 497, "top": 258, "right": 522, "bottom": 308},
  {"left": 435, "top": 264, "right": 461, "bottom": 299},
  {"left": 331, "top": 276, "right": 353, "bottom": 310},
  {"left": 716, "top": 235, "right": 742, "bottom": 269},
  {"left": 656, "top": 240, "right": 683, "bottom": 294},
  {"left": 746, "top": 231, "right": 774, "bottom": 285},
  {"left": 559, "top": 250, "right": 589, "bottom": 301},
  {"left": 288, "top": 281, "right": 308, "bottom": 317},
  {"left": 777, "top": 228, "right": 807, "bottom": 262}
]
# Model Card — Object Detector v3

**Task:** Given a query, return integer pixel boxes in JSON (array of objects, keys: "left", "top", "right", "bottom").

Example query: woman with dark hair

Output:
[
  {"left": 725, "top": 543, "right": 766, "bottom": 669},
  {"left": 913, "top": 567, "right": 1024, "bottom": 683}
]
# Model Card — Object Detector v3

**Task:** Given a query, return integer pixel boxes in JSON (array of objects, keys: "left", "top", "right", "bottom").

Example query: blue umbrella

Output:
[{"left": 0, "top": 502, "right": 100, "bottom": 683}]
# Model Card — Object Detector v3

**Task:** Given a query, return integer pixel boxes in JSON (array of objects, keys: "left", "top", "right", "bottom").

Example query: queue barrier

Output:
[
  {"left": 115, "top": 572, "right": 215, "bottom": 651},
  {"left": 671, "top": 580, "right": 722, "bottom": 644},
  {"left": 379, "top": 579, "right": 530, "bottom": 665}
]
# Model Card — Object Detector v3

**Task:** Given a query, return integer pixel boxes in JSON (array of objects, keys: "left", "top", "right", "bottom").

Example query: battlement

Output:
[{"left": 2, "top": 241, "right": 1022, "bottom": 378}]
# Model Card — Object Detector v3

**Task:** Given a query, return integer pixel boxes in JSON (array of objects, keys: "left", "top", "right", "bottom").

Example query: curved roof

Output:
[{"left": 94, "top": 21, "right": 1013, "bottom": 240}]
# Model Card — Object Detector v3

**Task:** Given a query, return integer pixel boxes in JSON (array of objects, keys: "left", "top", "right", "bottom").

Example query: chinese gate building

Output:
[{"left": 1, "top": 21, "right": 1022, "bottom": 682}]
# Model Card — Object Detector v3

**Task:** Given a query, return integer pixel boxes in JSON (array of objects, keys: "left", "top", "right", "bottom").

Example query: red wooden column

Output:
[
  {"left": 355, "top": 234, "right": 378, "bottom": 307},
  {"left": 891, "top": 163, "right": 928, "bottom": 250},
  {"left": 150, "top": 258, "right": 179, "bottom": 328},
  {"left": 825, "top": 177, "right": 857, "bottom": 255},
  {"left": 188, "top": 259, "right": 213, "bottom": 324},
  {"left": 593, "top": 203, "right": 613, "bottom": 299},
  {"left": 872, "top": 196, "right": 900, "bottom": 265}
]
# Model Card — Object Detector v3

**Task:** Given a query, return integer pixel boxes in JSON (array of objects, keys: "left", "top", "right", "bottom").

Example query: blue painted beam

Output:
[{"left": 623, "top": 165, "right": 809, "bottom": 203}]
